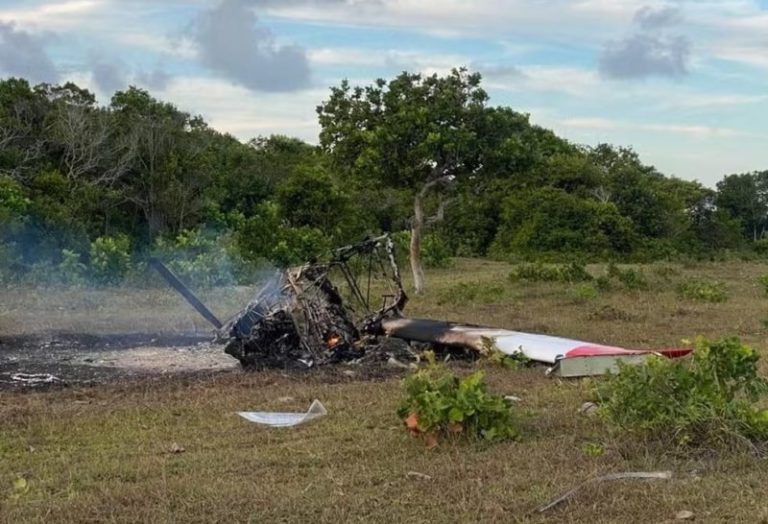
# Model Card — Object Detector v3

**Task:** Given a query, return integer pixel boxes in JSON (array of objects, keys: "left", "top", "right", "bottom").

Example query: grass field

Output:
[{"left": 3, "top": 259, "right": 768, "bottom": 522}]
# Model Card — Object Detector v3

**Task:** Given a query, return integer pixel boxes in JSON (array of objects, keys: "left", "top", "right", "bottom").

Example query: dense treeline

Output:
[{"left": 0, "top": 71, "right": 765, "bottom": 288}]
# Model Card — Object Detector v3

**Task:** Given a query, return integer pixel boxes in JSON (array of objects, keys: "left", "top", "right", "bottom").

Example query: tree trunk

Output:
[
  {"left": 409, "top": 173, "right": 451, "bottom": 295},
  {"left": 410, "top": 190, "right": 426, "bottom": 294}
]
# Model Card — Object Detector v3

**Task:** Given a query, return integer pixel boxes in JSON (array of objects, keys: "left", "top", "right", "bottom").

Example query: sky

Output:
[{"left": 1, "top": 0, "right": 767, "bottom": 186}]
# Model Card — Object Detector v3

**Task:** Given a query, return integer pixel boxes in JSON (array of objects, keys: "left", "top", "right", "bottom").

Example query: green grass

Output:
[{"left": 4, "top": 259, "right": 768, "bottom": 522}]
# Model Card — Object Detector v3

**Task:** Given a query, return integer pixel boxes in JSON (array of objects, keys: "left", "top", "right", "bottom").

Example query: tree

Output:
[
  {"left": 317, "top": 68, "right": 488, "bottom": 293},
  {"left": 109, "top": 87, "right": 216, "bottom": 241},
  {"left": 716, "top": 172, "right": 768, "bottom": 241}
]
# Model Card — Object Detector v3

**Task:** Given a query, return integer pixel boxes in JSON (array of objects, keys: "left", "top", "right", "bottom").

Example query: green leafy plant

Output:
[
  {"left": 483, "top": 342, "right": 532, "bottom": 369},
  {"left": 89, "top": 234, "right": 131, "bottom": 285},
  {"left": 677, "top": 278, "right": 728, "bottom": 303},
  {"left": 570, "top": 283, "right": 599, "bottom": 302},
  {"left": 594, "top": 275, "right": 613, "bottom": 291},
  {"left": 595, "top": 337, "right": 768, "bottom": 448},
  {"left": 581, "top": 442, "right": 605, "bottom": 457},
  {"left": 57, "top": 249, "right": 87, "bottom": 286},
  {"left": 398, "top": 360, "right": 520, "bottom": 448},
  {"left": 757, "top": 274, "right": 768, "bottom": 296},
  {"left": 606, "top": 263, "right": 648, "bottom": 290}
]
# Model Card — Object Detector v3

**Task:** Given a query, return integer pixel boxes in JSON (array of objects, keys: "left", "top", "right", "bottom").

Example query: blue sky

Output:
[{"left": 1, "top": 0, "right": 767, "bottom": 186}]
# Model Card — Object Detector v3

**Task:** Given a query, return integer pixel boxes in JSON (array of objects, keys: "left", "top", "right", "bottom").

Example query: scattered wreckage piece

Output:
[
  {"left": 11, "top": 372, "right": 62, "bottom": 385},
  {"left": 237, "top": 399, "right": 327, "bottom": 427},
  {"left": 381, "top": 318, "right": 692, "bottom": 377}
]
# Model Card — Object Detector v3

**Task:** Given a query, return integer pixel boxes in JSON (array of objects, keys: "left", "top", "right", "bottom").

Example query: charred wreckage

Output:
[
  {"left": 151, "top": 234, "right": 415, "bottom": 369},
  {"left": 151, "top": 234, "right": 693, "bottom": 377}
]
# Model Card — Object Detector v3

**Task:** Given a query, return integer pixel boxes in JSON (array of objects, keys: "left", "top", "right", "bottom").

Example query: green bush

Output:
[
  {"left": 677, "top": 278, "right": 728, "bottom": 303},
  {"left": 154, "top": 229, "right": 254, "bottom": 287},
  {"left": 606, "top": 263, "right": 648, "bottom": 290},
  {"left": 436, "top": 281, "right": 506, "bottom": 305},
  {"left": 595, "top": 275, "right": 613, "bottom": 291},
  {"left": 595, "top": 337, "right": 768, "bottom": 447},
  {"left": 509, "top": 261, "right": 592, "bottom": 283},
  {"left": 757, "top": 274, "right": 768, "bottom": 296},
  {"left": 570, "top": 283, "right": 599, "bottom": 302},
  {"left": 89, "top": 234, "right": 132, "bottom": 285},
  {"left": 753, "top": 238, "right": 768, "bottom": 256},
  {"left": 58, "top": 249, "right": 87, "bottom": 285},
  {"left": 398, "top": 361, "right": 520, "bottom": 447}
]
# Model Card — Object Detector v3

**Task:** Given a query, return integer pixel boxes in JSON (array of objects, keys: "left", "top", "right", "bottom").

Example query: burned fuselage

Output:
[{"left": 217, "top": 234, "right": 407, "bottom": 369}]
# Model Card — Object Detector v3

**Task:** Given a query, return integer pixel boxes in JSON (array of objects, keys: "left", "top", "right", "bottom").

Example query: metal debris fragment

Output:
[
  {"left": 534, "top": 471, "right": 673, "bottom": 513},
  {"left": 11, "top": 373, "right": 61, "bottom": 384},
  {"left": 238, "top": 399, "right": 327, "bottom": 427}
]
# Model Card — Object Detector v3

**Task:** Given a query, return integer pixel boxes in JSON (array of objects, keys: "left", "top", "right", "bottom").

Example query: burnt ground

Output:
[
  {"left": 0, "top": 332, "right": 420, "bottom": 392},
  {"left": 0, "top": 333, "right": 238, "bottom": 391}
]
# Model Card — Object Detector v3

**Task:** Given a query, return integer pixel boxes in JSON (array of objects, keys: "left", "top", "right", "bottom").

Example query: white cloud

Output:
[
  {"left": 161, "top": 75, "right": 324, "bottom": 142},
  {"left": 711, "top": 44, "right": 768, "bottom": 69},
  {"left": 483, "top": 65, "right": 600, "bottom": 97},
  {"left": 558, "top": 115, "right": 756, "bottom": 138},
  {"left": 0, "top": 1, "right": 106, "bottom": 31},
  {"left": 560, "top": 117, "right": 618, "bottom": 129},
  {"left": 309, "top": 47, "right": 470, "bottom": 75},
  {"left": 660, "top": 93, "right": 768, "bottom": 109}
]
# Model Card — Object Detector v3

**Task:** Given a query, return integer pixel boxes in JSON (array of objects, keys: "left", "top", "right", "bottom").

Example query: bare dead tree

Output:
[
  {"left": 50, "top": 104, "right": 110, "bottom": 185},
  {"left": 410, "top": 167, "right": 453, "bottom": 294},
  {"left": 591, "top": 185, "right": 612, "bottom": 204}
]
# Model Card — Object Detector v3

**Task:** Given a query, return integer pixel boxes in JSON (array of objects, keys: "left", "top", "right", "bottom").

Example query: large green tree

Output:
[
  {"left": 317, "top": 68, "right": 489, "bottom": 293},
  {"left": 716, "top": 171, "right": 768, "bottom": 241}
]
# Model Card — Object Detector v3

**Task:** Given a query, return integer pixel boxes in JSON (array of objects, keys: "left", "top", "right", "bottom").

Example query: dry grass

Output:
[{"left": 3, "top": 259, "right": 768, "bottom": 522}]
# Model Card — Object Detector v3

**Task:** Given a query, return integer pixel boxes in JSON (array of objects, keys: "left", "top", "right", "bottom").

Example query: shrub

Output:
[
  {"left": 753, "top": 238, "right": 768, "bottom": 256},
  {"left": 595, "top": 337, "right": 768, "bottom": 448},
  {"left": 398, "top": 361, "right": 520, "bottom": 448},
  {"left": 436, "top": 281, "right": 506, "bottom": 306},
  {"left": 89, "top": 234, "right": 131, "bottom": 285},
  {"left": 677, "top": 278, "right": 728, "bottom": 303},
  {"left": 154, "top": 229, "right": 254, "bottom": 287},
  {"left": 588, "top": 305, "right": 635, "bottom": 322},
  {"left": 606, "top": 263, "right": 648, "bottom": 290},
  {"left": 58, "top": 249, "right": 87, "bottom": 286},
  {"left": 758, "top": 274, "right": 768, "bottom": 296},
  {"left": 595, "top": 275, "right": 612, "bottom": 291},
  {"left": 570, "top": 283, "right": 599, "bottom": 302},
  {"left": 509, "top": 262, "right": 592, "bottom": 283}
]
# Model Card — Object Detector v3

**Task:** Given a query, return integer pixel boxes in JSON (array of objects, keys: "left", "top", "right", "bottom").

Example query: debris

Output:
[
  {"left": 534, "top": 471, "right": 673, "bottom": 513},
  {"left": 505, "top": 395, "right": 522, "bottom": 402},
  {"left": 387, "top": 356, "right": 410, "bottom": 369},
  {"left": 169, "top": 442, "right": 186, "bottom": 454},
  {"left": 406, "top": 471, "right": 433, "bottom": 480},
  {"left": 153, "top": 234, "right": 408, "bottom": 370},
  {"left": 676, "top": 510, "right": 695, "bottom": 520},
  {"left": 238, "top": 399, "right": 327, "bottom": 427},
  {"left": 11, "top": 373, "right": 60, "bottom": 384},
  {"left": 381, "top": 318, "right": 692, "bottom": 377},
  {"left": 578, "top": 401, "right": 598, "bottom": 415}
]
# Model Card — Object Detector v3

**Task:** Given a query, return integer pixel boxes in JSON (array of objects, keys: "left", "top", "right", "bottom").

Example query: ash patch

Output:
[{"left": 0, "top": 333, "right": 231, "bottom": 391}]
